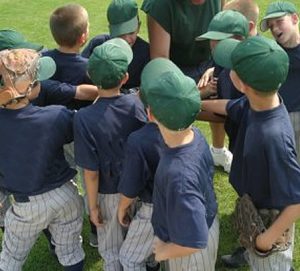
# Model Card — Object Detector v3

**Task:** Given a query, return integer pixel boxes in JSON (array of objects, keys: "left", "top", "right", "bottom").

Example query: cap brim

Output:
[
  {"left": 260, "top": 12, "right": 288, "bottom": 32},
  {"left": 37, "top": 56, "right": 56, "bottom": 81},
  {"left": 105, "top": 37, "right": 133, "bottom": 64},
  {"left": 196, "top": 31, "right": 233, "bottom": 41},
  {"left": 109, "top": 16, "right": 139, "bottom": 38},
  {"left": 14, "top": 41, "right": 44, "bottom": 52},
  {"left": 212, "top": 39, "right": 240, "bottom": 69}
]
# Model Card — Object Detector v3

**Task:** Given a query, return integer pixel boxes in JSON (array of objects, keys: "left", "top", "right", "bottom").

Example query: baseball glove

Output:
[{"left": 234, "top": 194, "right": 292, "bottom": 257}]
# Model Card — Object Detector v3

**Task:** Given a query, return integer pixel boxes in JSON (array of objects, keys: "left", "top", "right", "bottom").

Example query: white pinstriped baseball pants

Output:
[
  {"left": 0, "top": 191, "right": 10, "bottom": 227},
  {"left": 119, "top": 202, "right": 155, "bottom": 271},
  {"left": 166, "top": 216, "right": 219, "bottom": 271},
  {"left": 97, "top": 193, "right": 125, "bottom": 271},
  {"left": 0, "top": 181, "right": 85, "bottom": 271},
  {"left": 246, "top": 224, "right": 294, "bottom": 271}
]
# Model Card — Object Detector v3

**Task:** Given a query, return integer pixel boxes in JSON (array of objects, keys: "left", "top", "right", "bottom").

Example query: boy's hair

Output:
[
  {"left": 50, "top": 4, "right": 88, "bottom": 47},
  {"left": 88, "top": 38, "right": 133, "bottom": 89},
  {"left": 224, "top": 0, "right": 259, "bottom": 25},
  {"left": 213, "top": 36, "right": 289, "bottom": 92}
]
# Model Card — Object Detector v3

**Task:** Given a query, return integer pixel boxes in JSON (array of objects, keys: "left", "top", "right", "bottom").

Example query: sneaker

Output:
[
  {"left": 210, "top": 146, "right": 233, "bottom": 173},
  {"left": 221, "top": 247, "right": 248, "bottom": 268},
  {"left": 89, "top": 232, "right": 98, "bottom": 248},
  {"left": 146, "top": 263, "right": 160, "bottom": 271}
]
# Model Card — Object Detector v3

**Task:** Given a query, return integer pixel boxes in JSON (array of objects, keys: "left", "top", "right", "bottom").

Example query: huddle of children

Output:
[{"left": 0, "top": 1, "right": 300, "bottom": 271}]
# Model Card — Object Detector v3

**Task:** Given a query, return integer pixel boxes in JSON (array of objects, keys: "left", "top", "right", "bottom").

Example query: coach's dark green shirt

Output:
[{"left": 142, "top": 0, "right": 220, "bottom": 66}]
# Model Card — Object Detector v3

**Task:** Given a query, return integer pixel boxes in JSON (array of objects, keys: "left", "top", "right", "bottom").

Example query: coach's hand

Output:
[{"left": 90, "top": 205, "right": 104, "bottom": 227}]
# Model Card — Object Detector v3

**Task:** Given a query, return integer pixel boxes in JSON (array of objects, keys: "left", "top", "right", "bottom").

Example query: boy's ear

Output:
[
  {"left": 121, "top": 72, "right": 129, "bottom": 85},
  {"left": 78, "top": 31, "right": 88, "bottom": 46},
  {"left": 291, "top": 13, "right": 299, "bottom": 25}
]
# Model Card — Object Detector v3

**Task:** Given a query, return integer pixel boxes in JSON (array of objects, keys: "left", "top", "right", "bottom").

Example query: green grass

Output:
[{"left": 0, "top": 0, "right": 300, "bottom": 270}]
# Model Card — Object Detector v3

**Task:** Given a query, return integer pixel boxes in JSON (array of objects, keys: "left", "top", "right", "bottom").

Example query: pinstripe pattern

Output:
[
  {"left": 246, "top": 224, "right": 294, "bottom": 271},
  {"left": 119, "top": 203, "right": 155, "bottom": 271},
  {"left": 166, "top": 217, "right": 219, "bottom": 271},
  {"left": 0, "top": 181, "right": 85, "bottom": 271},
  {"left": 0, "top": 191, "right": 10, "bottom": 227},
  {"left": 289, "top": 112, "right": 300, "bottom": 161},
  {"left": 97, "top": 193, "right": 124, "bottom": 271}
]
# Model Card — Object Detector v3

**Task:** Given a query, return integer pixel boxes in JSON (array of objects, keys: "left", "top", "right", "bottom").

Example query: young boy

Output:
[
  {"left": 82, "top": 0, "right": 149, "bottom": 90},
  {"left": 43, "top": 3, "right": 97, "bottom": 109},
  {"left": 74, "top": 38, "right": 147, "bottom": 271},
  {"left": 260, "top": 1, "right": 300, "bottom": 162},
  {"left": 140, "top": 58, "right": 219, "bottom": 270},
  {"left": 117, "top": 90, "right": 164, "bottom": 270},
  {"left": 203, "top": 35, "right": 300, "bottom": 271},
  {"left": 196, "top": 9, "right": 249, "bottom": 173},
  {"left": 0, "top": 49, "right": 84, "bottom": 271}
]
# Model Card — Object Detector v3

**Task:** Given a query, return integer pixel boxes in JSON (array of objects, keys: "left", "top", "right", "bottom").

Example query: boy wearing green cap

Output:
[
  {"left": 260, "top": 1, "right": 300, "bottom": 163},
  {"left": 140, "top": 58, "right": 219, "bottom": 270},
  {"left": 74, "top": 38, "right": 146, "bottom": 271},
  {"left": 196, "top": 9, "right": 249, "bottom": 174},
  {"left": 0, "top": 49, "right": 85, "bottom": 271},
  {"left": 82, "top": 0, "right": 149, "bottom": 91},
  {"left": 202, "top": 35, "right": 300, "bottom": 271}
]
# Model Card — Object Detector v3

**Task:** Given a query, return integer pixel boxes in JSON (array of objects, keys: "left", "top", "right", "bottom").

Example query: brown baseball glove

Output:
[{"left": 234, "top": 194, "right": 292, "bottom": 257}]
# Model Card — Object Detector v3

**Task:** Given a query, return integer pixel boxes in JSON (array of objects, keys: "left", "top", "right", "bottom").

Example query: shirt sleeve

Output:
[{"left": 141, "top": 0, "right": 172, "bottom": 34}]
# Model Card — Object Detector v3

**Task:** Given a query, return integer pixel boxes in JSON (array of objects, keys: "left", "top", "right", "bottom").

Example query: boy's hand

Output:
[
  {"left": 197, "top": 67, "right": 215, "bottom": 88},
  {"left": 255, "top": 232, "right": 273, "bottom": 252},
  {"left": 153, "top": 237, "right": 167, "bottom": 261},
  {"left": 90, "top": 205, "right": 105, "bottom": 227},
  {"left": 118, "top": 206, "right": 131, "bottom": 227}
]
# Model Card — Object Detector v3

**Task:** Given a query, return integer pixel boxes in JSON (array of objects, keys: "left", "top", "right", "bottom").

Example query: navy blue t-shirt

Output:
[
  {"left": 82, "top": 35, "right": 150, "bottom": 89},
  {"left": 118, "top": 122, "right": 164, "bottom": 203},
  {"left": 152, "top": 128, "right": 217, "bottom": 248},
  {"left": 41, "top": 49, "right": 93, "bottom": 109},
  {"left": 0, "top": 104, "right": 76, "bottom": 195},
  {"left": 279, "top": 44, "right": 300, "bottom": 112},
  {"left": 33, "top": 80, "right": 76, "bottom": 106},
  {"left": 74, "top": 94, "right": 147, "bottom": 194},
  {"left": 227, "top": 96, "right": 300, "bottom": 209}
]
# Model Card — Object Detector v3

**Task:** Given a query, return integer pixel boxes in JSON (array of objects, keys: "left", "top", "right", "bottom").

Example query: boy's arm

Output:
[
  {"left": 201, "top": 99, "right": 229, "bottom": 116},
  {"left": 256, "top": 203, "right": 300, "bottom": 251},
  {"left": 75, "top": 84, "right": 98, "bottom": 101},
  {"left": 118, "top": 194, "right": 135, "bottom": 227},
  {"left": 196, "top": 111, "right": 226, "bottom": 123},
  {"left": 84, "top": 169, "right": 103, "bottom": 227},
  {"left": 153, "top": 237, "right": 199, "bottom": 261}
]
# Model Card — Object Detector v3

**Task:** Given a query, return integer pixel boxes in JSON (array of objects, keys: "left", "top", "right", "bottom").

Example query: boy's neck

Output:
[
  {"left": 94, "top": 87, "right": 121, "bottom": 100},
  {"left": 57, "top": 45, "right": 81, "bottom": 54},
  {"left": 284, "top": 33, "right": 300, "bottom": 48},
  {"left": 158, "top": 125, "right": 195, "bottom": 148},
  {"left": 247, "top": 91, "right": 280, "bottom": 111}
]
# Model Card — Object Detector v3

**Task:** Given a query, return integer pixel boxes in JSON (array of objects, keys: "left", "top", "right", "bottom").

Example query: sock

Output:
[
  {"left": 64, "top": 260, "right": 84, "bottom": 271},
  {"left": 211, "top": 146, "right": 225, "bottom": 153}
]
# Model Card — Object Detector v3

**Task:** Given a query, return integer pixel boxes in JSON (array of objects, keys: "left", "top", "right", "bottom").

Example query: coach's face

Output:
[{"left": 190, "top": 0, "right": 206, "bottom": 5}]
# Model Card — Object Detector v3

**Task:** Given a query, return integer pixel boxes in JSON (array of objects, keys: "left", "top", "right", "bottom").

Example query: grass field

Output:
[{"left": 1, "top": 0, "right": 300, "bottom": 270}]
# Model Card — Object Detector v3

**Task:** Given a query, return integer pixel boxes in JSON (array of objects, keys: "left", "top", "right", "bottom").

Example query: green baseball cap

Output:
[
  {"left": 107, "top": 0, "right": 139, "bottom": 38},
  {"left": 260, "top": 1, "right": 297, "bottom": 32},
  {"left": 212, "top": 36, "right": 289, "bottom": 92},
  {"left": 88, "top": 38, "right": 133, "bottom": 89},
  {"left": 0, "top": 29, "right": 43, "bottom": 52},
  {"left": 196, "top": 10, "right": 249, "bottom": 41},
  {"left": 140, "top": 58, "right": 201, "bottom": 131}
]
